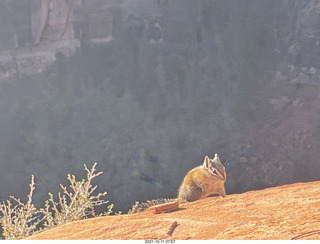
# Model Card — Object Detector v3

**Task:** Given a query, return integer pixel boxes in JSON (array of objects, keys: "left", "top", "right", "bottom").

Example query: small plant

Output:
[
  {"left": 128, "top": 198, "right": 176, "bottom": 214},
  {"left": 127, "top": 201, "right": 141, "bottom": 214},
  {"left": 41, "top": 163, "right": 113, "bottom": 229},
  {"left": 0, "top": 163, "right": 113, "bottom": 240},
  {"left": 0, "top": 175, "right": 45, "bottom": 240}
]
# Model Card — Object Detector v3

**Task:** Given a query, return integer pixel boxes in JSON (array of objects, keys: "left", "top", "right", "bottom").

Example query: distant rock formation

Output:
[{"left": 1, "top": 0, "right": 320, "bottom": 213}]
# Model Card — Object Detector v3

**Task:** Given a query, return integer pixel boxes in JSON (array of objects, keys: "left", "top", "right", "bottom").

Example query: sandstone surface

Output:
[{"left": 27, "top": 181, "right": 320, "bottom": 240}]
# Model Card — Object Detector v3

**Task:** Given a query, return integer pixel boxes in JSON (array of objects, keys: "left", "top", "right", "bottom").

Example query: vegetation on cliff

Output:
[{"left": 0, "top": 163, "right": 113, "bottom": 240}]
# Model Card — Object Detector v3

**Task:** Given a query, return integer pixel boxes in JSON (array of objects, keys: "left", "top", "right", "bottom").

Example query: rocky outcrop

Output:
[
  {"left": 0, "top": 0, "right": 120, "bottom": 79},
  {"left": 26, "top": 181, "right": 320, "bottom": 240}
]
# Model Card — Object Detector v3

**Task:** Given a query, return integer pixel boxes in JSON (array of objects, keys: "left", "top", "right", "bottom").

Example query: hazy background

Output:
[{"left": 1, "top": 0, "right": 320, "bottom": 212}]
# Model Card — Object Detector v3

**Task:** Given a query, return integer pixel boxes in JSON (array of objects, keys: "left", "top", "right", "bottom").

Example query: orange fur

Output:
[{"left": 177, "top": 154, "right": 226, "bottom": 203}]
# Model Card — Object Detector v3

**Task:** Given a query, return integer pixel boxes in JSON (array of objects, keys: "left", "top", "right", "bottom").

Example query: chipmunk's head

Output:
[{"left": 203, "top": 154, "right": 226, "bottom": 181}]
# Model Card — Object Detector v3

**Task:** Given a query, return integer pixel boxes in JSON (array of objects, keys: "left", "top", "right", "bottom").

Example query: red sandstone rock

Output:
[
  {"left": 149, "top": 201, "right": 179, "bottom": 214},
  {"left": 26, "top": 181, "right": 320, "bottom": 240}
]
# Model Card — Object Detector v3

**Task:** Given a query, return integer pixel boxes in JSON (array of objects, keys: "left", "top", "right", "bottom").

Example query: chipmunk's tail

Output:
[{"left": 128, "top": 198, "right": 178, "bottom": 214}]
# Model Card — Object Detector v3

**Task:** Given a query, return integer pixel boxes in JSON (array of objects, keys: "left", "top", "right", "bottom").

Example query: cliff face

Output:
[
  {"left": 1, "top": 0, "right": 320, "bottom": 213},
  {"left": 0, "top": 0, "right": 116, "bottom": 79}
]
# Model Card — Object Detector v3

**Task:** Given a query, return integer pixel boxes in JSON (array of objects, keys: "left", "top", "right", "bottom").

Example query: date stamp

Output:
[{"left": 145, "top": 240, "right": 175, "bottom": 243}]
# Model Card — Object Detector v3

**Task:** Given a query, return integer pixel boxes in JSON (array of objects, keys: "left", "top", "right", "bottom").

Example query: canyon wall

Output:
[{"left": 1, "top": 0, "right": 320, "bottom": 212}]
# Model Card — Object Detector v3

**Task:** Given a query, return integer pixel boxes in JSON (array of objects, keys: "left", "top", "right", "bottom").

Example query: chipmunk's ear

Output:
[
  {"left": 213, "top": 153, "right": 220, "bottom": 162},
  {"left": 203, "top": 155, "right": 210, "bottom": 168}
]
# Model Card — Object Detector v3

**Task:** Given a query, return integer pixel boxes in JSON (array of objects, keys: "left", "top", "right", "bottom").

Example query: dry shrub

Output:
[
  {"left": 0, "top": 163, "right": 112, "bottom": 240},
  {"left": 41, "top": 163, "right": 113, "bottom": 229},
  {"left": 0, "top": 175, "right": 45, "bottom": 240}
]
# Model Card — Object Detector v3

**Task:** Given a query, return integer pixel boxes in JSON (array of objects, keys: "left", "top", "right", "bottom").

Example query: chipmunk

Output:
[
  {"left": 177, "top": 153, "right": 226, "bottom": 203},
  {"left": 129, "top": 154, "right": 226, "bottom": 213}
]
